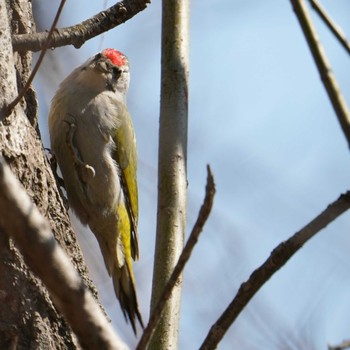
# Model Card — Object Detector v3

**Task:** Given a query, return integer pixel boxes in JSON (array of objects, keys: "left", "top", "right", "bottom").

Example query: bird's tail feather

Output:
[
  {"left": 112, "top": 262, "right": 144, "bottom": 334},
  {"left": 93, "top": 230, "right": 143, "bottom": 334}
]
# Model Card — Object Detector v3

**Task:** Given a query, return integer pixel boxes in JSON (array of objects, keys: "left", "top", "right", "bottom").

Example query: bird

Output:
[{"left": 48, "top": 48, "right": 143, "bottom": 333}]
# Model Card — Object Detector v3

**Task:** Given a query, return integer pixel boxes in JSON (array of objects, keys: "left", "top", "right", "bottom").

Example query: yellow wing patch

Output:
[
  {"left": 116, "top": 202, "right": 134, "bottom": 279},
  {"left": 113, "top": 106, "right": 139, "bottom": 260}
]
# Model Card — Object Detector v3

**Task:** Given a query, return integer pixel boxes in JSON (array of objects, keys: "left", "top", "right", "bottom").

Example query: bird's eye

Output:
[{"left": 112, "top": 67, "right": 121, "bottom": 80}]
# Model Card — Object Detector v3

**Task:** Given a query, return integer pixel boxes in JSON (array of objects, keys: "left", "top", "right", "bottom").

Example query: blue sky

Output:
[{"left": 35, "top": 0, "right": 350, "bottom": 348}]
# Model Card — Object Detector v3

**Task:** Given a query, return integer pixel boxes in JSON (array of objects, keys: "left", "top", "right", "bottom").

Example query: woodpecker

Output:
[{"left": 48, "top": 49, "right": 143, "bottom": 332}]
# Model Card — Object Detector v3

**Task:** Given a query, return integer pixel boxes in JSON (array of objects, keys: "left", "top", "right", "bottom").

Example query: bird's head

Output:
[{"left": 72, "top": 48, "right": 130, "bottom": 97}]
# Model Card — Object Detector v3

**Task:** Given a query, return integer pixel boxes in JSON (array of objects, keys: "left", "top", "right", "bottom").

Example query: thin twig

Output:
[
  {"left": 0, "top": 157, "right": 127, "bottom": 350},
  {"left": 329, "top": 339, "right": 350, "bottom": 350},
  {"left": 12, "top": 0, "right": 150, "bottom": 53},
  {"left": 199, "top": 191, "right": 350, "bottom": 350},
  {"left": 136, "top": 165, "right": 216, "bottom": 350},
  {"left": 291, "top": 0, "right": 350, "bottom": 149},
  {"left": 308, "top": 0, "right": 350, "bottom": 55},
  {"left": 7, "top": 0, "right": 66, "bottom": 116}
]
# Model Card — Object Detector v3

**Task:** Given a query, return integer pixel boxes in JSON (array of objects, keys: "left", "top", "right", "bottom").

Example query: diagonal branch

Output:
[
  {"left": 328, "top": 339, "right": 350, "bottom": 350},
  {"left": 12, "top": 0, "right": 150, "bottom": 52},
  {"left": 137, "top": 166, "right": 215, "bottom": 350},
  {"left": 308, "top": 0, "right": 350, "bottom": 55},
  {"left": 199, "top": 191, "right": 350, "bottom": 350},
  {"left": 7, "top": 0, "right": 66, "bottom": 115},
  {"left": 290, "top": 0, "right": 350, "bottom": 149},
  {"left": 0, "top": 156, "right": 126, "bottom": 350}
]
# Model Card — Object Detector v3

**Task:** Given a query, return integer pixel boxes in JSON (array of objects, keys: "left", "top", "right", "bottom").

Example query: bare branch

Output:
[
  {"left": 7, "top": 0, "right": 66, "bottom": 115},
  {"left": 12, "top": 0, "right": 150, "bottom": 52},
  {"left": 137, "top": 166, "right": 215, "bottom": 350},
  {"left": 329, "top": 339, "right": 350, "bottom": 350},
  {"left": 290, "top": 0, "right": 350, "bottom": 148},
  {"left": 308, "top": 0, "right": 350, "bottom": 55},
  {"left": 149, "top": 0, "right": 189, "bottom": 347},
  {"left": 0, "top": 157, "right": 127, "bottom": 350},
  {"left": 199, "top": 191, "right": 350, "bottom": 350}
]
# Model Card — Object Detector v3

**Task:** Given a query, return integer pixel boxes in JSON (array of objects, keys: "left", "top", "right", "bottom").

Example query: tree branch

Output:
[
  {"left": 308, "top": 0, "right": 350, "bottom": 55},
  {"left": 149, "top": 0, "right": 190, "bottom": 347},
  {"left": 137, "top": 166, "right": 215, "bottom": 350},
  {"left": 290, "top": 0, "right": 350, "bottom": 148},
  {"left": 329, "top": 339, "right": 350, "bottom": 350},
  {"left": 199, "top": 191, "right": 350, "bottom": 350},
  {"left": 12, "top": 0, "right": 150, "bottom": 52},
  {"left": 7, "top": 0, "right": 66, "bottom": 115},
  {"left": 0, "top": 157, "right": 127, "bottom": 350}
]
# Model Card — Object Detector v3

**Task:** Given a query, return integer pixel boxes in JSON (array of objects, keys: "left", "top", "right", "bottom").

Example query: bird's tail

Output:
[
  {"left": 95, "top": 230, "right": 144, "bottom": 334},
  {"left": 112, "top": 261, "right": 144, "bottom": 333}
]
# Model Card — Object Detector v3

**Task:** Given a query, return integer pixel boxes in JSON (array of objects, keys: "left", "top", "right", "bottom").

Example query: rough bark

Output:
[{"left": 0, "top": 1, "right": 97, "bottom": 348}]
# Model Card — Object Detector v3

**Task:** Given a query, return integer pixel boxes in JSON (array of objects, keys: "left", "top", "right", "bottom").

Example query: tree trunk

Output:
[
  {"left": 149, "top": 0, "right": 190, "bottom": 348},
  {"left": 0, "top": 1, "right": 96, "bottom": 348}
]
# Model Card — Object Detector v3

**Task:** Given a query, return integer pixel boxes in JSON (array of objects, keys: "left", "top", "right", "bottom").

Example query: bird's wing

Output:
[{"left": 113, "top": 105, "right": 139, "bottom": 260}]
